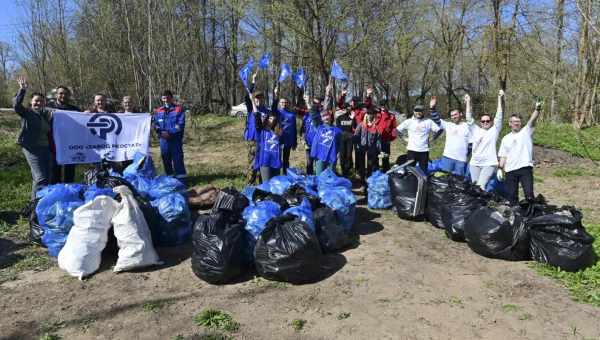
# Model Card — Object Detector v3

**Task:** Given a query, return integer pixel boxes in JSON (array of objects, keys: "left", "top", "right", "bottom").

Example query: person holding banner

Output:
[
  {"left": 48, "top": 85, "right": 80, "bottom": 184},
  {"left": 395, "top": 101, "right": 443, "bottom": 173},
  {"left": 85, "top": 93, "right": 109, "bottom": 113},
  {"left": 120, "top": 96, "right": 138, "bottom": 113},
  {"left": 13, "top": 77, "right": 53, "bottom": 199},
  {"left": 153, "top": 90, "right": 187, "bottom": 179},
  {"left": 271, "top": 86, "right": 297, "bottom": 174}
]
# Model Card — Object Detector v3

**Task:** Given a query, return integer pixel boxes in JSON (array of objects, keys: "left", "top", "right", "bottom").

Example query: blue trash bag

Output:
[
  {"left": 242, "top": 200, "right": 281, "bottom": 239},
  {"left": 41, "top": 200, "right": 84, "bottom": 257},
  {"left": 267, "top": 175, "right": 294, "bottom": 195},
  {"left": 486, "top": 176, "right": 509, "bottom": 199},
  {"left": 83, "top": 185, "right": 116, "bottom": 203},
  {"left": 286, "top": 168, "right": 305, "bottom": 183},
  {"left": 124, "top": 173, "right": 153, "bottom": 198},
  {"left": 148, "top": 175, "right": 186, "bottom": 200},
  {"left": 123, "top": 151, "right": 157, "bottom": 179},
  {"left": 317, "top": 168, "right": 352, "bottom": 190},
  {"left": 151, "top": 192, "right": 192, "bottom": 246},
  {"left": 318, "top": 186, "right": 357, "bottom": 231},
  {"left": 241, "top": 186, "right": 256, "bottom": 203},
  {"left": 367, "top": 171, "right": 392, "bottom": 209},
  {"left": 427, "top": 159, "right": 443, "bottom": 174},
  {"left": 283, "top": 198, "right": 315, "bottom": 231},
  {"left": 36, "top": 184, "right": 86, "bottom": 228},
  {"left": 256, "top": 181, "right": 271, "bottom": 193}
]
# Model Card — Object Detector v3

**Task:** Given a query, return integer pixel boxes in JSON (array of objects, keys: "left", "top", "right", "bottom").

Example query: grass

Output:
[
  {"left": 534, "top": 224, "right": 600, "bottom": 307},
  {"left": 534, "top": 123, "right": 600, "bottom": 161},
  {"left": 337, "top": 312, "right": 351, "bottom": 320},
  {"left": 142, "top": 301, "right": 167, "bottom": 313},
  {"left": 193, "top": 309, "right": 240, "bottom": 333},
  {"left": 290, "top": 319, "right": 307, "bottom": 331},
  {"left": 552, "top": 167, "right": 600, "bottom": 178}
]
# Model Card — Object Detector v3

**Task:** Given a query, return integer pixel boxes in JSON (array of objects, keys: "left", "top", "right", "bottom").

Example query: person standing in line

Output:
[
  {"left": 300, "top": 95, "right": 323, "bottom": 175},
  {"left": 311, "top": 110, "right": 341, "bottom": 175},
  {"left": 271, "top": 86, "right": 297, "bottom": 174},
  {"left": 13, "top": 77, "right": 53, "bottom": 199},
  {"left": 120, "top": 96, "right": 138, "bottom": 113},
  {"left": 375, "top": 100, "right": 397, "bottom": 172},
  {"left": 243, "top": 72, "right": 269, "bottom": 184},
  {"left": 153, "top": 90, "right": 187, "bottom": 179},
  {"left": 47, "top": 85, "right": 81, "bottom": 184},
  {"left": 85, "top": 93, "right": 109, "bottom": 113},
  {"left": 395, "top": 101, "right": 443, "bottom": 173},
  {"left": 498, "top": 99, "right": 542, "bottom": 205},
  {"left": 433, "top": 96, "right": 472, "bottom": 176},
  {"left": 467, "top": 90, "right": 505, "bottom": 190},
  {"left": 354, "top": 108, "right": 382, "bottom": 192},
  {"left": 335, "top": 104, "right": 356, "bottom": 177}
]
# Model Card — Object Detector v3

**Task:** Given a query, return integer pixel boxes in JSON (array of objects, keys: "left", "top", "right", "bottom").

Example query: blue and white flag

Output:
[
  {"left": 239, "top": 57, "right": 254, "bottom": 89},
  {"left": 278, "top": 63, "right": 292, "bottom": 83},
  {"left": 53, "top": 111, "right": 151, "bottom": 165},
  {"left": 258, "top": 53, "right": 271, "bottom": 70},
  {"left": 293, "top": 67, "right": 307, "bottom": 88},
  {"left": 331, "top": 60, "right": 348, "bottom": 81}
]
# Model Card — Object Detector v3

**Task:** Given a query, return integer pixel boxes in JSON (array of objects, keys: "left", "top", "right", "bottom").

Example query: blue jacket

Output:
[
  {"left": 277, "top": 109, "right": 297, "bottom": 148},
  {"left": 310, "top": 124, "right": 341, "bottom": 165},
  {"left": 153, "top": 104, "right": 185, "bottom": 140},
  {"left": 254, "top": 128, "right": 282, "bottom": 169},
  {"left": 301, "top": 112, "right": 321, "bottom": 146}
]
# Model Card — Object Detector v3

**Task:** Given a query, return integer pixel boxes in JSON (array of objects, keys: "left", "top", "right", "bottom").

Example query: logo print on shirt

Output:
[
  {"left": 266, "top": 133, "right": 279, "bottom": 151},
  {"left": 320, "top": 129, "right": 334, "bottom": 147}
]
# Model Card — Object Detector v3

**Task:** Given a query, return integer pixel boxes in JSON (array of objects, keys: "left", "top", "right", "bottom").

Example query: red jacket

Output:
[{"left": 376, "top": 109, "right": 397, "bottom": 143}]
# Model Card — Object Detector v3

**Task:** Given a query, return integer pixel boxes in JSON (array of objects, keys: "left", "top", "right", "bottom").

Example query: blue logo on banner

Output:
[{"left": 87, "top": 113, "right": 123, "bottom": 140}]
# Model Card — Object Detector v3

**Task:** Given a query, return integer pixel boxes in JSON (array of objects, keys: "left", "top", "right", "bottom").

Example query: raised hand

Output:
[
  {"left": 366, "top": 86, "right": 374, "bottom": 97},
  {"left": 341, "top": 88, "right": 348, "bottom": 96},
  {"left": 535, "top": 99, "right": 543, "bottom": 111},
  {"left": 251, "top": 72, "right": 258, "bottom": 84},
  {"left": 429, "top": 96, "right": 437, "bottom": 109},
  {"left": 464, "top": 93, "right": 471, "bottom": 103},
  {"left": 17, "top": 76, "right": 28, "bottom": 90},
  {"left": 498, "top": 89, "right": 505, "bottom": 98},
  {"left": 273, "top": 85, "right": 278, "bottom": 97},
  {"left": 325, "top": 83, "right": 332, "bottom": 96}
]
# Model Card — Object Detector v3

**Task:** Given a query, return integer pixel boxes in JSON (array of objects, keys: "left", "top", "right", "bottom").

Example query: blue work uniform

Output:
[{"left": 153, "top": 104, "right": 187, "bottom": 178}]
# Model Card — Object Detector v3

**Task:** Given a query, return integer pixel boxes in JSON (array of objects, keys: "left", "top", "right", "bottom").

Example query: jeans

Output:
[
  {"left": 406, "top": 150, "right": 429, "bottom": 174},
  {"left": 439, "top": 156, "right": 467, "bottom": 176},
  {"left": 505, "top": 166, "right": 535, "bottom": 205},
  {"left": 282, "top": 145, "right": 292, "bottom": 175},
  {"left": 305, "top": 148, "right": 314, "bottom": 175},
  {"left": 22, "top": 146, "right": 51, "bottom": 199},
  {"left": 469, "top": 164, "right": 497, "bottom": 190},
  {"left": 338, "top": 133, "right": 354, "bottom": 177},
  {"left": 381, "top": 142, "right": 391, "bottom": 172},
  {"left": 160, "top": 138, "right": 186, "bottom": 178},
  {"left": 260, "top": 166, "right": 280, "bottom": 183}
]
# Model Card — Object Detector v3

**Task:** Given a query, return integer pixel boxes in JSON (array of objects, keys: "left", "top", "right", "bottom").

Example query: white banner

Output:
[{"left": 53, "top": 111, "right": 151, "bottom": 165}]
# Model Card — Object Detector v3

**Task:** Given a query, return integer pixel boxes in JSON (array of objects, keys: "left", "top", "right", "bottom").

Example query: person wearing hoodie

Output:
[
  {"left": 354, "top": 107, "right": 383, "bottom": 190},
  {"left": 13, "top": 77, "right": 53, "bottom": 199},
  {"left": 375, "top": 100, "right": 397, "bottom": 172}
]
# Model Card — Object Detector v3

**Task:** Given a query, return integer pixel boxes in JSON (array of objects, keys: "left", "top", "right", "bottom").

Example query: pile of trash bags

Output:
[
  {"left": 191, "top": 168, "right": 357, "bottom": 285},
  {"left": 28, "top": 153, "right": 193, "bottom": 278},
  {"left": 385, "top": 165, "right": 596, "bottom": 272}
]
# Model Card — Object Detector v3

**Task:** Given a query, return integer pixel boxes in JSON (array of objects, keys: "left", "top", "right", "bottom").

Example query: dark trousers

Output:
[
  {"left": 505, "top": 166, "right": 534, "bottom": 205},
  {"left": 354, "top": 142, "right": 364, "bottom": 175},
  {"left": 339, "top": 133, "right": 354, "bottom": 177},
  {"left": 357, "top": 147, "right": 379, "bottom": 183},
  {"left": 22, "top": 146, "right": 51, "bottom": 199},
  {"left": 407, "top": 150, "right": 429, "bottom": 174},
  {"left": 51, "top": 161, "right": 76, "bottom": 184},
  {"left": 381, "top": 142, "right": 391, "bottom": 172},
  {"left": 305, "top": 148, "right": 314, "bottom": 175},
  {"left": 282, "top": 145, "right": 292, "bottom": 175},
  {"left": 159, "top": 138, "right": 186, "bottom": 178}
]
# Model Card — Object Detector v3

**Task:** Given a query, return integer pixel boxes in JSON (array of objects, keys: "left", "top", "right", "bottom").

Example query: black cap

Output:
[
  {"left": 254, "top": 91, "right": 264, "bottom": 98},
  {"left": 351, "top": 96, "right": 360, "bottom": 102},
  {"left": 413, "top": 104, "right": 424, "bottom": 112}
]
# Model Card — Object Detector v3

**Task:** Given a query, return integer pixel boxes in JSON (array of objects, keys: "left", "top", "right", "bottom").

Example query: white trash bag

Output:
[
  {"left": 58, "top": 196, "right": 119, "bottom": 280},
  {"left": 112, "top": 185, "right": 162, "bottom": 272}
]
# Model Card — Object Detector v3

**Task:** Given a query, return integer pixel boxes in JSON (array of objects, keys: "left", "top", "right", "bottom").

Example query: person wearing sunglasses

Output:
[
  {"left": 466, "top": 90, "right": 504, "bottom": 190},
  {"left": 498, "top": 98, "right": 543, "bottom": 205}
]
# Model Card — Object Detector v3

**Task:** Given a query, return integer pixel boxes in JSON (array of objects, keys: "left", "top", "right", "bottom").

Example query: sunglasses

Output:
[{"left": 480, "top": 119, "right": 491, "bottom": 123}]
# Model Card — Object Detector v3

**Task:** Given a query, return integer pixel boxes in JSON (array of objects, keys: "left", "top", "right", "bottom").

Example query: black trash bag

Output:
[
  {"left": 254, "top": 191, "right": 289, "bottom": 211},
  {"left": 282, "top": 185, "right": 323, "bottom": 210},
  {"left": 388, "top": 170, "right": 419, "bottom": 219},
  {"left": 313, "top": 207, "right": 354, "bottom": 252},
  {"left": 425, "top": 174, "right": 451, "bottom": 229},
  {"left": 395, "top": 154, "right": 408, "bottom": 165},
  {"left": 254, "top": 215, "right": 323, "bottom": 283},
  {"left": 441, "top": 177, "right": 487, "bottom": 242},
  {"left": 191, "top": 212, "right": 249, "bottom": 284},
  {"left": 212, "top": 187, "right": 250, "bottom": 216},
  {"left": 528, "top": 207, "right": 596, "bottom": 272},
  {"left": 464, "top": 205, "right": 530, "bottom": 261}
]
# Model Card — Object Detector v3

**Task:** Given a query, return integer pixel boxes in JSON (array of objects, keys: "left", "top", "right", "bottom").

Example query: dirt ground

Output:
[{"left": 2, "top": 118, "right": 600, "bottom": 340}]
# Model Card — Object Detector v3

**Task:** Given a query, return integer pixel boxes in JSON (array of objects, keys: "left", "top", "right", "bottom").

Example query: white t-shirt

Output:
[
  {"left": 469, "top": 112, "right": 503, "bottom": 166},
  {"left": 396, "top": 117, "right": 441, "bottom": 152},
  {"left": 498, "top": 124, "right": 534, "bottom": 172},
  {"left": 440, "top": 120, "right": 472, "bottom": 162}
]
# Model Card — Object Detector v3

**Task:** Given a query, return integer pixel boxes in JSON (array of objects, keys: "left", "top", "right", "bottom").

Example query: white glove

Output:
[{"left": 497, "top": 169, "right": 505, "bottom": 181}]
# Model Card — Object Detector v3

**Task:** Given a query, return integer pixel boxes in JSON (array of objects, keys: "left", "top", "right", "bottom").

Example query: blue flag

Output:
[
  {"left": 331, "top": 60, "right": 348, "bottom": 81},
  {"left": 258, "top": 53, "right": 271, "bottom": 70},
  {"left": 239, "top": 57, "right": 254, "bottom": 90},
  {"left": 278, "top": 63, "right": 292, "bottom": 83},
  {"left": 293, "top": 67, "right": 307, "bottom": 88}
]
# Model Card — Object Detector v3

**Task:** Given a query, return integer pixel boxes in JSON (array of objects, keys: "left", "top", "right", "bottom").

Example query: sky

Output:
[{"left": 0, "top": 0, "right": 26, "bottom": 46}]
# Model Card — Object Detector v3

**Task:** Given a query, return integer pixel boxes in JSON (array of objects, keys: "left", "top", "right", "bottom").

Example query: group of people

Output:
[
  {"left": 12, "top": 77, "right": 187, "bottom": 199},
  {"left": 243, "top": 74, "right": 542, "bottom": 206}
]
